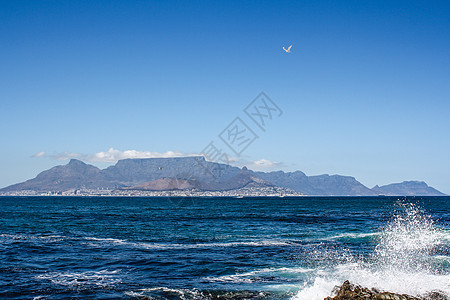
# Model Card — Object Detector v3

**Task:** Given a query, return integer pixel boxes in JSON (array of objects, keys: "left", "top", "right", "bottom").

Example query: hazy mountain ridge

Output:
[
  {"left": 1, "top": 159, "right": 115, "bottom": 192},
  {"left": 254, "top": 171, "right": 378, "bottom": 196},
  {"left": 0, "top": 157, "right": 446, "bottom": 196},
  {"left": 372, "top": 181, "right": 445, "bottom": 196}
]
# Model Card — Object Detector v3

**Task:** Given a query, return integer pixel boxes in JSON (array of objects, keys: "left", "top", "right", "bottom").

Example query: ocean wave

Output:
[
  {"left": 1, "top": 233, "right": 295, "bottom": 250},
  {"left": 0, "top": 233, "right": 65, "bottom": 242},
  {"left": 83, "top": 236, "right": 294, "bottom": 250},
  {"left": 293, "top": 203, "right": 450, "bottom": 300},
  {"left": 203, "top": 267, "right": 314, "bottom": 283},
  {"left": 324, "top": 232, "right": 379, "bottom": 241},
  {"left": 438, "top": 229, "right": 450, "bottom": 242},
  {"left": 84, "top": 236, "right": 128, "bottom": 244},
  {"left": 125, "top": 286, "right": 272, "bottom": 299},
  {"left": 35, "top": 269, "right": 121, "bottom": 288},
  {"left": 293, "top": 263, "right": 450, "bottom": 300},
  {"left": 125, "top": 287, "right": 204, "bottom": 298},
  {"left": 432, "top": 255, "right": 450, "bottom": 263}
]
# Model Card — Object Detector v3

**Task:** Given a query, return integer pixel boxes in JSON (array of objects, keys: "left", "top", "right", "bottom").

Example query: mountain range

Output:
[{"left": 0, "top": 157, "right": 445, "bottom": 196}]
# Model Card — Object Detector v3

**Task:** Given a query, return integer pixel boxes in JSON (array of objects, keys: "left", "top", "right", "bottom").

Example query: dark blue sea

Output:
[{"left": 0, "top": 196, "right": 449, "bottom": 299}]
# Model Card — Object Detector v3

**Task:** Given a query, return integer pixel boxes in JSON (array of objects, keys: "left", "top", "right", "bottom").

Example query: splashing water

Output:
[
  {"left": 294, "top": 203, "right": 450, "bottom": 300},
  {"left": 374, "top": 204, "right": 443, "bottom": 273}
]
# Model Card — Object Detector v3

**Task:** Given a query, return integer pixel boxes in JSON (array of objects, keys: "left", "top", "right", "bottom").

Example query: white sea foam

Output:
[
  {"left": 0, "top": 233, "right": 65, "bottom": 241},
  {"left": 433, "top": 255, "right": 450, "bottom": 263},
  {"left": 84, "top": 236, "right": 128, "bottom": 244},
  {"left": 294, "top": 276, "right": 341, "bottom": 300},
  {"left": 125, "top": 287, "right": 203, "bottom": 298},
  {"left": 2, "top": 234, "right": 293, "bottom": 250},
  {"left": 294, "top": 204, "right": 450, "bottom": 300},
  {"left": 325, "top": 232, "right": 379, "bottom": 241},
  {"left": 83, "top": 237, "right": 292, "bottom": 250},
  {"left": 203, "top": 267, "right": 314, "bottom": 283},
  {"left": 36, "top": 269, "right": 121, "bottom": 288},
  {"left": 125, "top": 286, "right": 270, "bottom": 298}
]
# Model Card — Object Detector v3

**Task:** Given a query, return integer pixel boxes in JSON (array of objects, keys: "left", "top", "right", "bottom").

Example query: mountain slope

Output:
[
  {"left": 0, "top": 157, "right": 446, "bottom": 196},
  {"left": 122, "top": 166, "right": 274, "bottom": 191},
  {"left": 254, "top": 171, "right": 377, "bottom": 196},
  {"left": 0, "top": 159, "right": 110, "bottom": 192},
  {"left": 123, "top": 178, "right": 200, "bottom": 191},
  {"left": 372, "top": 181, "right": 445, "bottom": 196}
]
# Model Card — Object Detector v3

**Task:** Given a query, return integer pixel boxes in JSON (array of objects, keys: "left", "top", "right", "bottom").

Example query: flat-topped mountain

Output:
[
  {"left": 102, "top": 156, "right": 240, "bottom": 186},
  {"left": 0, "top": 157, "right": 446, "bottom": 196}
]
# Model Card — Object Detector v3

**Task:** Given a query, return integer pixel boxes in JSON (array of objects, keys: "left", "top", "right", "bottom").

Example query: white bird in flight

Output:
[{"left": 283, "top": 44, "right": 292, "bottom": 53}]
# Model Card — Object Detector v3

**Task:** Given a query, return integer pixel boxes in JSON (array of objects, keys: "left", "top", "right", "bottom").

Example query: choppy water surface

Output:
[{"left": 0, "top": 196, "right": 449, "bottom": 299}]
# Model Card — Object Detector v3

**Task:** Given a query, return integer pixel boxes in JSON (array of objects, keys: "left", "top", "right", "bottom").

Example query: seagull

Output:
[{"left": 283, "top": 44, "right": 292, "bottom": 53}]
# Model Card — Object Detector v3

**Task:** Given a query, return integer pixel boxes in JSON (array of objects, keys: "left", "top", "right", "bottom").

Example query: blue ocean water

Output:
[{"left": 0, "top": 196, "right": 449, "bottom": 299}]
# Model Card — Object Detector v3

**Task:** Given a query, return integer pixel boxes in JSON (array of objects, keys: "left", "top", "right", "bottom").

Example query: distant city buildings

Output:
[{"left": 0, "top": 186, "right": 302, "bottom": 197}]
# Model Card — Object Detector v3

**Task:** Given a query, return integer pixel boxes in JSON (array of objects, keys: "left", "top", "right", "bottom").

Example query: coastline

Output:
[
  {"left": 2, "top": 191, "right": 449, "bottom": 198},
  {"left": 0, "top": 186, "right": 302, "bottom": 197},
  {"left": 323, "top": 281, "right": 448, "bottom": 300}
]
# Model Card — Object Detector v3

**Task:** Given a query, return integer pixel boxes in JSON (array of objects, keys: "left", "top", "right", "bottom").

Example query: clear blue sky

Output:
[{"left": 1, "top": 0, "right": 449, "bottom": 193}]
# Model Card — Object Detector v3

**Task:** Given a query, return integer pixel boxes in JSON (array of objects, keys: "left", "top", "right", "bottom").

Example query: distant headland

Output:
[{"left": 0, "top": 157, "right": 446, "bottom": 197}]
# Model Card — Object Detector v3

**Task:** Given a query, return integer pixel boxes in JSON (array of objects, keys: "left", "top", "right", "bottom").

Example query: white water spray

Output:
[{"left": 294, "top": 203, "right": 450, "bottom": 299}]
